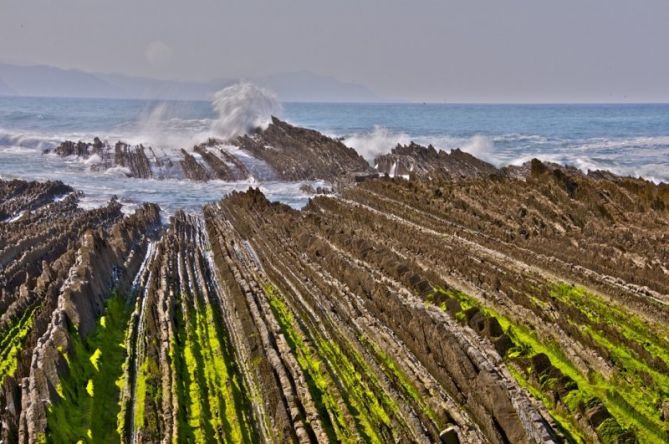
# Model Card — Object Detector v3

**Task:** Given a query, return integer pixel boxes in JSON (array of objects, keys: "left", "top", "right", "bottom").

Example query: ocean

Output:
[{"left": 1, "top": 96, "right": 668, "bottom": 215}]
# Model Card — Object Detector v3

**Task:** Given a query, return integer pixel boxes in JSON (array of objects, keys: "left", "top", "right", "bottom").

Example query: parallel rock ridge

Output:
[
  {"left": 374, "top": 142, "right": 499, "bottom": 180},
  {"left": 52, "top": 122, "right": 609, "bottom": 186},
  {"left": 54, "top": 138, "right": 169, "bottom": 179},
  {"left": 232, "top": 116, "right": 371, "bottom": 181},
  {"left": 49, "top": 118, "right": 371, "bottom": 182},
  {"left": 1, "top": 154, "right": 668, "bottom": 443}
]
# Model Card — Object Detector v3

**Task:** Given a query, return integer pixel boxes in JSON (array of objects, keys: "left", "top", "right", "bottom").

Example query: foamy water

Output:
[
  {"left": 0, "top": 148, "right": 325, "bottom": 218},
  {"left": 1, "top": 98, "right": 668, "bottom": 216},
  {"left": 296, "top": 103, "right": 669, "bottom": 183}
]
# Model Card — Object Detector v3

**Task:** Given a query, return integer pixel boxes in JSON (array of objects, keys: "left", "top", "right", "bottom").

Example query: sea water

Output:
[{"left": 1, "top": 96, "right": 667, "bottom": 215}]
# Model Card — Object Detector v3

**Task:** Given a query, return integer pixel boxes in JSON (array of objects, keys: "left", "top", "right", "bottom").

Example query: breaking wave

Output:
[
  {"left": 343, "top": 126, "right": 411, "bottom": 162},
  {"left": 0, "top": 83, "right": 285, "bottom": 153},
  {"left": 343, "top": 126, "right": 497, "bottom": 164},
  {"left": 1, "top": 99, "right": 668, "bottom": 210},
  {"left": 0, "top": 128, "right": 62, "bottom": 150},
  {"left": 338, "top": 126, "right": 669, "bottom": 183},
  {"left": 211, "top": 82, "right": 282, "bottom": 140},
  {"left": 122, "top": 103, "right": 211, "bottom": 150},
  {"left": 460, "top": 135, "right": 495, "bottom": 162}
]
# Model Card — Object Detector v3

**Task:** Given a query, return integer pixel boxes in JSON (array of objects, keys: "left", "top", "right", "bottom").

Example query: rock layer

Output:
[
  {"left": 374, "top": 142, "right": 499, "bottom": 179},
  {"left": 1, "top": 152, "right": 668, "bottom": 444},
  {"left": 49, "top": 118, "right": 371, "bottom": 183},
  {"left": 54, "top": 139, "right": 160, "bottom": 179},
  {"left": 233, "top": 117, "right": 371, "bottom": 181}
]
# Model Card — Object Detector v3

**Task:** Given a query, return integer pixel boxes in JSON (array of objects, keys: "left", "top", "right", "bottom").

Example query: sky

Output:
[{"left": 1, "top": 0, "right": 668, "bottom": 103}]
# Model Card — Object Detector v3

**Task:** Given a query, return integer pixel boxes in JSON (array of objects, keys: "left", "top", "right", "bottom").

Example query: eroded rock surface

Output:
[
  {"left": 18, "top": 203, "right": 160, "bottom": 443},
  {"left": 1, "top": 154, "right": 668, "bottom": 444},
  {"left": 374, "top": 142, "right": 499, "bottom": 179},
  {"left": 0, "top": 181, "right": 160, "bottom": 443},
  {"left": 49, "top": 118, "right": 371, "bottom": 183},
  {"left": 0, "top": 180, "right": 73, "bottom": 222},
  {"left": 54, "top": 139, "right": 162, "bottom": 179},
  {"left": 232, "top": 117, "right": 371, "bottom": 181}
]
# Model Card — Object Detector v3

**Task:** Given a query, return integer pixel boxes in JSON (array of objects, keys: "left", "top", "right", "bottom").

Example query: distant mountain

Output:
[
  {"left": 0, "top": 63, "right": 117, "bottom": 98},
  {"left": 0, "top": 63, "right": 379, "bottom": 102},
  {"left": 95, "top": 72, "right": 216, "bottom": 101}
]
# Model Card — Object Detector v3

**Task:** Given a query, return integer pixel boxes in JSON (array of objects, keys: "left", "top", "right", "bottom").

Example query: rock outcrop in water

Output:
[
  {"left": 54, "top": 139, "right": 162, "bottom": 179},
  {"left": 232, "top": 117, "right": 371, "bottom": 181},
  {"left": 2, "top": 146, "right": 669, "bottom": 443},
  {"left": 374, "top": 142, "right": 499, "bottom": 179},
  {"left": 193, "top": 141, "right": 251, "bottom": 181},
  {"left": 50, "top": 118, "right": 370, "bottom": 182}
]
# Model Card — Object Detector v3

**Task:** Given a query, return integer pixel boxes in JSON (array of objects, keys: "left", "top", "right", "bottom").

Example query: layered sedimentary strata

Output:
[
  {"left": 232, "top": 117, "right": 371, "bottom": 181},
  {"left": 0, "top": 180, "right": 160, "bottom": 443},
  {"left": 204, "top": 190, "right": 556, "bottom": 443},
  {"left": 51, "top": 137, "right": 254, "bottom": 181},
  {"left": 0, "top": 183, "right": 123, "bottom": 443},
  {"left": 192, "top": 140, "right": 251, "bottom": 181},
  {"left": 0, "top": 180, "right": 73, "bottom": 222},
  {"left": 374, "top": 142, "right": 499, "bottom": 179},
  {"left": 18, "top": 203, "right": 160, "bottom": 443},
  {"left": 53, "top": 138, "right": 166, "bottom": 179},
  {"left": 178, "top": 141, "right": 252, "bottom": 182},
  {"left": 1, "top": 153, "right": 668, "bottom": 444},
  {"left": 116, "top": 212, "right": 260, "bottom": 444},
  {"left": 326, "top": 163, "right": 669, "bottom": 443},
  {"left": 49, "top": 118, "right": 371, "bottom": 183}
]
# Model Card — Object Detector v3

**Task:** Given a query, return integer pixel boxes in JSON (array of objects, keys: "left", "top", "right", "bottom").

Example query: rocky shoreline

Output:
[{"left": 1, "top": 121, "right": 668, "bottom": 443}]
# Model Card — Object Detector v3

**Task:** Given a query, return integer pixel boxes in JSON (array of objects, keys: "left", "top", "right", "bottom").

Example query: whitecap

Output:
[{"left": 343, "top": 126, "right": 410, "bottom": 162}]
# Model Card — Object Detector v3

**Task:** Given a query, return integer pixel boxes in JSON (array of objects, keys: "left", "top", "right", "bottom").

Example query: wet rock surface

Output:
[
  {"left": 48, "top": 118, "right": 371, "bottom": 183},
  {"left": 1, "top": 149, "right": 668, "bottom": 443},
  {"left": 53, "top": 139, "right": 161, "bottom": 179},
  {"left": 232, "top": 117, "right": 371, "bottom": 181}
]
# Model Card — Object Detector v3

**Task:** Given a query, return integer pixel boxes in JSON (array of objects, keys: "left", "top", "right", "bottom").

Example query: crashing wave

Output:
[{"left": 210, "top": 82, "right": 282, "bottom": 140}]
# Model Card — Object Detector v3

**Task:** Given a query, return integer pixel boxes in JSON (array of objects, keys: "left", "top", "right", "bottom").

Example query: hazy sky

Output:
[{"left": 1, "top": 0, "right": 668, "bottom": 102}]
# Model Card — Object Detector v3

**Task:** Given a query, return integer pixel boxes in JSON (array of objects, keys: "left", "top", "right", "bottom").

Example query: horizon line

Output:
[{"left": 2, "top": 93, "right": 669, "bottom": 106}]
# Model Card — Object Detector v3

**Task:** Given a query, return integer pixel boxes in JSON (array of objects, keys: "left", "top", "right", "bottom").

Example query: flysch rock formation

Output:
[
  {"left": 374, "top": 142, "right": 500, "bottom": 180},
  {"left": 2, "top": 143, "right": 669, "bottom": 443},
  {"left": 49, "top": 118, "right": 371, "bottom": 183},
  {"left": 232, "top": 117, "right": 371, "bottom": 181},
  {"left": 53, "top": 138, "right": 176, "bottom": 179},
  {"left": 0, "top": 180, "right": 160, "bottom": 443}
]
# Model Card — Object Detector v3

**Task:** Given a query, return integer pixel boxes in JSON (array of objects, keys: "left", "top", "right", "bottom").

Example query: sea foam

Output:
[{"left": 211, "top": 82, "right": 282, "bottom": 141}]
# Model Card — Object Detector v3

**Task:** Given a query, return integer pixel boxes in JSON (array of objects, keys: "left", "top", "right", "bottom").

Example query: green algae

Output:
[
  {"left": 265, "top": 283, "right": 403, "bottom": 444},
  {"left": 359, "top": 335, "right": 443, "bottom": 429},
  {"left": 551, "top": 284, "right": 669, "bottom": 442},
  {"left": 265, "top": 283, "right": 355, "bottom": 443},
  {"left": 0, "top": 305, "right": 36, "bottom": 384},
  {"left": 169, "top": 289, "right": 256, "bottom": 444},
  {"left": 46, "top": 294, "right": 131, "bottom": 444},
  {"left": 429, "top": 285, "right": 668, "bottom": 443}
]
